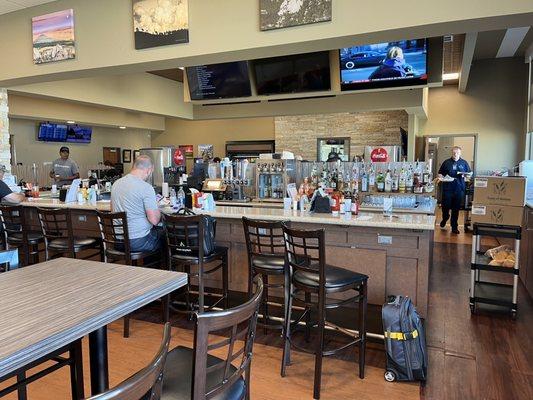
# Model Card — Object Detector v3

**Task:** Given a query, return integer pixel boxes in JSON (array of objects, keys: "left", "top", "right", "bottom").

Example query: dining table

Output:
[{"left": 0, "top": 257, "right": 188, "bottom": 396}]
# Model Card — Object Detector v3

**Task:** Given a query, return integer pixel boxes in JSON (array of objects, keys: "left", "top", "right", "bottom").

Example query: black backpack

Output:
[
  {"left": 171, "top": 208, "right": 217, "bottom": 257},
  {"left": 382, "top": 295, "right": 428, "bottom": 382}
]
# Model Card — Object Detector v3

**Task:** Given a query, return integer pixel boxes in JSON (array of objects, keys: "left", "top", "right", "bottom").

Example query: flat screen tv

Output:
[
  {"left": 186, "top": 61, "right": 252, "bottom": 100},
  {"left": 339, "top": 39, "right": 428, "bottom": 91},
  {"left": 253, "top": 51, "right": 331, "bottom": 95},
  {"left": 66, "top": 125, "right": 92, "bottom": 143},
  {"left": 37, "top": 123, "right": 92, "bottom": 143}
]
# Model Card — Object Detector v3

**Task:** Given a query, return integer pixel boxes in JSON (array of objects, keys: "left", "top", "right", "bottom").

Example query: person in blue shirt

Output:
[{"left": 437, "top": 146, "right": 471, "bottom": 234}]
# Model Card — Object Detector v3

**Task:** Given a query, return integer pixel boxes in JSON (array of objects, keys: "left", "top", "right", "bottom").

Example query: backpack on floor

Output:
[{"left": 382, "top": 295, "right": 428, "bottom": 382}]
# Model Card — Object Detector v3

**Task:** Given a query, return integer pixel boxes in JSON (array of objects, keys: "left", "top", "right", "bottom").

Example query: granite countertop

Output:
[{"left": 195, "top": 206, "right": 436, "bottom": 230}]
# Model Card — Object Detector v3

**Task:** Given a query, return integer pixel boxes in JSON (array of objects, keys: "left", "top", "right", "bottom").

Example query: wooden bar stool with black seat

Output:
[
  {"left": 0, "top": 205, "right": 44, "bottom": 266},
  {"left": 280, "top": 224, "right": 368, "bottom": 400},
  {"left": 37, "top": 208, "right": 101, "bottom": 261},
  {"left": 84, "top": 323, "right": 171, "bottom": 400},
  {"left": 164, "top": 213, "right": 229, "bottom": 316},
  {"left": 242, "top": 216, "right": 287, "bottom": 334},
  {"left": 0, "top": 251, "right": 85, "bottom": 400},
  {"left": 161, "top": 277, "right": 263, "bottom": 400},
  {"left": 97, "top": 210, "right": 166, "bottom": 338}
]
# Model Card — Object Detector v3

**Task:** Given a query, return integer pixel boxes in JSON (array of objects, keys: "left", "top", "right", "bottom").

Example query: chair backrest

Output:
[
  {"left": 0, "top": 205, "right": 26, "bottom": 241},
  {"left": 96, "top": 211, "right": 132, "bottom": 263},
  {"left": 0, "top": 249, "right": 19, "bottom": 272},
  {"left": 85, "top": 323, "right": 171, "bottom": 400},
  {"left": 191, "top": 278, "right": 263, "bottom": 400},
  {"left": 37, "top": 207, "right": 73, "bottom": 242},
  {"left": 163, "top": 214, "right": 206, "bottom": 260},
  {"left": 242, "top": 217, "right": 286, "bottom": 259},
  {"left": 282, "top": 223, "right": 326, "bottom": 289}
]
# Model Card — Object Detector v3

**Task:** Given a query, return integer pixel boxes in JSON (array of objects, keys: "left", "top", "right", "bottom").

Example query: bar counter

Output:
[{"left": 19, "top": 198, "right": 435, "bottom": 317}]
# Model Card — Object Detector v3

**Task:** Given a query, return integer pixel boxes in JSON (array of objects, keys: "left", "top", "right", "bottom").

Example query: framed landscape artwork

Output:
[
  {"left": 133, "top": 0, "right": 189, "bottom": 49},
  {"left": 260, "top": 0, "right": 332, "bottom": 31},
  {"left": 123, "top": 149, "right": 132, "bottom": 163},
  {"left": 133, "top": 150, "right": 140, "bottom": 161},
  {"left": 32, "top": 9, "right": 76, "bottom": 64}
]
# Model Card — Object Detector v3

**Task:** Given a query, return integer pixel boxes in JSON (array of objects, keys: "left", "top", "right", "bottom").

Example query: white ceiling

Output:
[{"left": 0, "top": 0, "right": 57, "bottom": 16}]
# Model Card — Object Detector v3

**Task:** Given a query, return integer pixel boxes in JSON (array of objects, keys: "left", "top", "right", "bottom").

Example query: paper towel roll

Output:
[{"left": 162, "top": 182, "right": 169, "bottom": 198}]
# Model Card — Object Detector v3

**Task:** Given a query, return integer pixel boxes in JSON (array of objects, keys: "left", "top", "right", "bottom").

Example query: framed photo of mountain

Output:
[
  {"left": 260, "top": 0, "right": 332, "bottom": 31},
  {"left": 32, "top": 9, "right": 76, "bottom": 64},
  {"left": 133, "top": 0, "right": 189, "bottom": 50}
]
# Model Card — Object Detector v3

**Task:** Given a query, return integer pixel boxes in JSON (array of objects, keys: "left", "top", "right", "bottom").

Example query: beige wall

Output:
[
  {"left": 419, "top": 58, "right": 528, "bottom": 171},
  {"left": 152, "top": 117, "right": 275, "bottom": 159},
  {"left": 275, "top": 111, "right": 408, "bottom": 160},
  {"left": 10, "top": 118, "right": 151, "bottom": 172}
]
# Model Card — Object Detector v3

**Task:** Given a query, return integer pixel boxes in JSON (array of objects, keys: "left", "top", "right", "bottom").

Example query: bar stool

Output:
[
  {"left": 0, "top": 205, "right": 43, "bottom": 266},
  {"left": 242, "top": 216, "right": 287, "bottom": 334},
  {"left": 96, "top": 210, "right": 165, "bottom": 338},
  {"left": 37, "top": 208, "right": 101, "bottom": 261},
  {"left": 164, "top": 213, "right": 229, "bottom": 315},
  {"left": 280, "top": 224, "right": 368, "bottom": 400}
]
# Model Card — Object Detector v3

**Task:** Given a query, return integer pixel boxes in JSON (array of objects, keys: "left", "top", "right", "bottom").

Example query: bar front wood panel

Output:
[{"left": 212, "top": 218, "right": 433, "bottom": 317}]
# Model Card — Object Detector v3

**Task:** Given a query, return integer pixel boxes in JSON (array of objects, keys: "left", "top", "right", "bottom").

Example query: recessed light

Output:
[
  {"left": 66, "top": 121, "right": 76, "bottom": 124},
  {"left": 119, "top": 126, "right": 127, "bottom": 129},
  {"left": 178, "top": 67, "right": 184, "bottom": 70},
  {"left": 442, "top": 72, "right": 460, "bottom": 81}
]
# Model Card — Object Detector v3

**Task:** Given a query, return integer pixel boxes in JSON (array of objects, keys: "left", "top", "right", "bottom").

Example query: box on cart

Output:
[
  {"left": 473, "top": 176, "right": 527, "bottom": 207},
  {"left": 470, "top": 204, "right": 524, "bottom": 227}
]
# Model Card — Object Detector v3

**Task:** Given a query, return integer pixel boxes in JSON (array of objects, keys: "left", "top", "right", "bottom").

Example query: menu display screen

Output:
[
  {"left": 38, "top": 123, "right": 92, "bottom": 143},
  {"left": 186, "top": 61, "right": 252, "bottom": 100}
]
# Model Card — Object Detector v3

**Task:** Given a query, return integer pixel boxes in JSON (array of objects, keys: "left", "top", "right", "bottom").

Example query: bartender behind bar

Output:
[
  {"left": 49, "top": 146, "right": 80, "bottom": 187},
  {"left": 437, "top": 146, "right": 471, "bottom": 234}
]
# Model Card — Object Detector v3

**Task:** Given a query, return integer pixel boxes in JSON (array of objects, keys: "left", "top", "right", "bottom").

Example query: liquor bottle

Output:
[
  {"left": 423, "top": 162, "right": 431, "bottom": 184},
  {"left": 384, "top": 167, "right": 393, "bottom": 193},
  {"left": 399, "top": 165, "right": 406, "bottom": 193},
  {"left": 351, "top": 189, "right": 359, "bottom": 215},
  {"left": 406, "top": 165, "right": 414, "bottom": 193},
  {"left": 361, "top": 167, "right": 368, "bottom": 192},
  {"left": 368, "top": 163, "right": 375, "bottom": 190},
  {"left": 331, "top": 168, "right": 338, "bottom": 190},
  {"left": 352, "top": 164, "right": 359, "bottom": 193},
  {"left": 392, "top": 167, "right": 399, "bottom": 192},
  {"left": 376, "top": 170, "right": 385, "bottom": 192}
]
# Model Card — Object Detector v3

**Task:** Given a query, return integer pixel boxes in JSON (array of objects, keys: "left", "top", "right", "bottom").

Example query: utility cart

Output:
[{"left": 469, "top": 223, "right": 521, "bottom": 319}]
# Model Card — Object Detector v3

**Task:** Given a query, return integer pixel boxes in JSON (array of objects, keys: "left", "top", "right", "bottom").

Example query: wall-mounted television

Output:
[
  {"left": 186, "top": 61, "right": 252, "bottom": 100},
  {"left": 340, "top": 39, "right": 428, "bottom": 91},
  {"left": 253, "top": 51, "right": 331, "bottom": 96},
  {"left": 38, "top": 123, "right": 92, "bottom": 143}
]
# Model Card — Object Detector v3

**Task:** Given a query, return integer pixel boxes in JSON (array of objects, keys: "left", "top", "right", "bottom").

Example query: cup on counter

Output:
[
  {"left": 283, "top": 197, "right": 292, "bottom": 211},
  {"left": 343, "top": 199, "right": 352, "bottom": 214},
  {"left": 51, "top": 184, "right": 58, "bottom": 194}
]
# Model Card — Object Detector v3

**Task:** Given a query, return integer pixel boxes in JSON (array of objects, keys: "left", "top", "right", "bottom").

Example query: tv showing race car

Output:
[{"left": 340, "top": 39, "right": 428, "bottom": 91}]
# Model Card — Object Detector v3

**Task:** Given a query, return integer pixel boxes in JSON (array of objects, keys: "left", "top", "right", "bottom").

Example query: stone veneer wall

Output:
[
  {"left": 0, "top": 89, "right": 10, "bottom": 170},
  {"left": 275, "top": 110, "right": 408, "bottom": 160}
]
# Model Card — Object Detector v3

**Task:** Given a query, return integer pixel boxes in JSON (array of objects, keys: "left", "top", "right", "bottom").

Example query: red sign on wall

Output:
[
  {"left": 173, "top": 148, "right": 185, "bottom": 166},
  {"left": 370, "top": 147, "right": 389, "bottom": 162}
]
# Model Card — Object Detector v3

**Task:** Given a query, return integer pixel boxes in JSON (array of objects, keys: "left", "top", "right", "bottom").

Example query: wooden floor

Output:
[{"left": 2, "top": 219, "right": 532, "bottom": 399}]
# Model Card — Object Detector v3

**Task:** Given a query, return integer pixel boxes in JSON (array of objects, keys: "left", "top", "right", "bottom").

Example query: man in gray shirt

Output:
[
  {"left": 111, "top": 155, "right": 163, "bottom": 252},
  {"left": 49, "top": 146, "right": 80, "bottom": 187}
]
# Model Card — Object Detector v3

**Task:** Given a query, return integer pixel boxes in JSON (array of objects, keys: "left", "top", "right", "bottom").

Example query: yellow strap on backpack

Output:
[{"left": 384, "top": 329, "right": 419, "bottom": 341}]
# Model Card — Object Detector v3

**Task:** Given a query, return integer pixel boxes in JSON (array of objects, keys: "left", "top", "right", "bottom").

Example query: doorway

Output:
[
  {"left": 424, "top": 134, "right": 477, "bottom": 178},
  {"left": 103, "top": 147, "right": 121, "bottom": 165}
]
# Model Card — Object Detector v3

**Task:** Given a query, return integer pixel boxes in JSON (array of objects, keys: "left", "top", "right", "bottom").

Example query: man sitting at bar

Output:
[
  {"left": 111, "top": 155, "right": 163, "bottom": 252},
  {"left": 0, "top": 165, "right": 25, "bottom": 204}
]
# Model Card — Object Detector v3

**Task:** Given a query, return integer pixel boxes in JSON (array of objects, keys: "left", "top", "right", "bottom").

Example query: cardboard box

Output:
[
  {"left": 473, "top": 176, "right": 527, "bottom": 207},
  {"left": 471, "top": 204, "right": 524, "bottom": 227}
]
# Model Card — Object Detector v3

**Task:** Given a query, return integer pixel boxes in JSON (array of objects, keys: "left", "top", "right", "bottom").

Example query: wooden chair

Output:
[
  {"left": 161, "top": 278, "right": 263, "bottom": 400},
  {"left": 0, "top": 249, "right": 18, "bottom": 273},
  {"left": 242, "top": 217, "right": 287, "bottom": 334},
  {"left": 37, "top": 208, "right": 101, "bottom": 261},
  {"left": 84, "top": 323, "right": 171, "bottom": 400},
  {"left": 164, "top": 214, "right": 229, "bottom": 315},
  {"left": 96, "top": 211, "right": 165, "bottom": 338},
  {"left": 280, "top": 224, "right": 368, "bottom": 400},
  {"left": 0, "top": 205, "right": 43, "bottom": 266}
]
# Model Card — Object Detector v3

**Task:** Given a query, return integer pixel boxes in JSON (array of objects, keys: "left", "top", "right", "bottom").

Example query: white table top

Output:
[{"left": 0, "top": 258, "right": 187, "bottom": 378}]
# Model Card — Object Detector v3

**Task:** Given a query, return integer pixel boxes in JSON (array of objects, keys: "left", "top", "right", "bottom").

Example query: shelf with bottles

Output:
[{"left": 255, "top": 159, "right": 293, "bottom": 201}]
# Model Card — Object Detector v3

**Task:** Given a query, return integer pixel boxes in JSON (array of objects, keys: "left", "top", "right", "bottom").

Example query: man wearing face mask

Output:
[
  {"left": 437, "top": 146, "right": 471, "bottom": 234},
  {"left": 111, "top": 155, "right": 163, "bottom": 252}
]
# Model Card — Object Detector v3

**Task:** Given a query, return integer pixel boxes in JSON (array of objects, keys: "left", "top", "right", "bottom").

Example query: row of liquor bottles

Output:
[{"left": 306, "top": 161, "right": 434, "bottom": 194}]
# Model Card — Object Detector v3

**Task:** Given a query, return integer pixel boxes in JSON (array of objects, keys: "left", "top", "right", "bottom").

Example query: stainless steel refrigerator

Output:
[{"left": 139, "top": 147, "right": 179, "bottom": 188}]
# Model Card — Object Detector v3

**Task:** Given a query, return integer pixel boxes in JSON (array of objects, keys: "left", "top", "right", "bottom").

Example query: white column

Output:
[{"left": 0, "top": 88, "right": 11, "bottom": 170}]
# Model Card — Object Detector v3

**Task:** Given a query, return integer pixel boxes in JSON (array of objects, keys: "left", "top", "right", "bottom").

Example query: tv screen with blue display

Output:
[
  {"left": 38, "top": 123, "right": 92, "bottom": 143},
  {"left": 340, "top": 39, "right": 428, "bottom": 91}
]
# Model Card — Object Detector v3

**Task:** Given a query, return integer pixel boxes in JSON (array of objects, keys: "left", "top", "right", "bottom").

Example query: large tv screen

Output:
[
  {"left": 253, "top": 51, "right": 331, "bottom": 95},
  {"left": 38, "top": 123, "right": 92, "bottom": 143},
  {"left": 186, "top": 61, "right": 252, "bottom": 100},
  {"left": 340, "top": 39, "right": 428, "bottom": 91}
]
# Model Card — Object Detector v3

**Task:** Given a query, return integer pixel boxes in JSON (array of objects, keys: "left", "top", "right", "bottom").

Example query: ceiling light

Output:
[
  {"left": 66, "top": 120, "right": 76, "bottom": 124},
  {"left": 178, "top": 67, "right": 184, "bottom": 70},
  {"left": 442, "top": 72, "right": 460, "bottom": 81},
  {"left": 119, "top": 126, "right": 127, "bottom": 129}
]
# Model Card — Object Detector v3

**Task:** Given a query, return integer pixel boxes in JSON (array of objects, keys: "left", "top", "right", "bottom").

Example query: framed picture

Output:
[
  {"left": 32, "top": 9, "right": 76, "bottom": 64},
  {"left": 198, "top": 144, "right": 214, "bottom": 160},
  {"left": 179, "top": 144, "right": 194, "bottom": 158},
  {"left": 133, "top": 0, "right": 189, "bottom": 50},
  {"left": 123, "top": 149, "right": 132, "bottom": 163},
  {"left": 133, "top": 150, "right": 140, "bottom": 161},
  {"left": 260, "top": 0, "right": 332, "bottom": 31}
]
